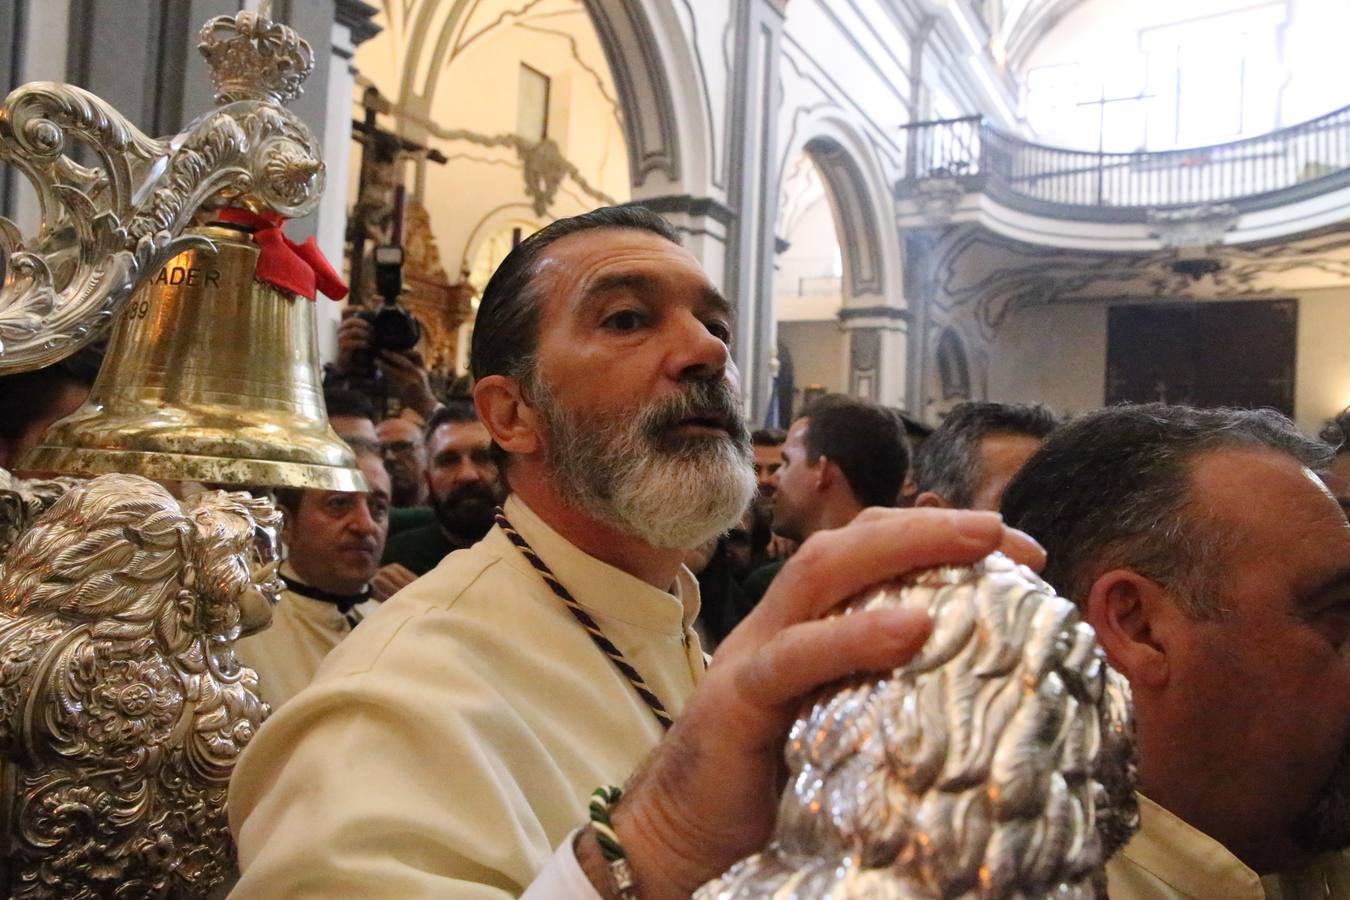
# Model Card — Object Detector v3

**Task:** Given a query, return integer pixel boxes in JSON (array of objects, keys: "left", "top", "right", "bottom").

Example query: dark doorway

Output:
[{"left": 1106, "top": 299, "right": 1297, "bottom": 415}]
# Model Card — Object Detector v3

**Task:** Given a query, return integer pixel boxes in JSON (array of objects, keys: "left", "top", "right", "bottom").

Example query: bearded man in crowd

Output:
[
  {"left": 228, "top": 205, "right": 761, "bottom": 895},
  {"left": 382, "top": 402, "right": 505, "bottom": 575}
]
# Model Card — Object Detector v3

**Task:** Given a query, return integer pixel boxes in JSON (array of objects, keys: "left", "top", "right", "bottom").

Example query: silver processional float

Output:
[{"left": 0, "top": 4, "right": 1138, "bottom": 896}]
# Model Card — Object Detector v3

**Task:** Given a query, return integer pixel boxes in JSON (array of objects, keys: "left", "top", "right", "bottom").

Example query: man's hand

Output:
[
  {"left": 583, "top": 508, "right": 1045, "bottom": 899},
  {"left": 377, "top": 350, "right": 439, "bottom": 420},
  {"left": 334, "top": 313, "right": 373, "bottom": 375},
  {"left": 370, "top": 563, "right": 418, "bottom": 601}
]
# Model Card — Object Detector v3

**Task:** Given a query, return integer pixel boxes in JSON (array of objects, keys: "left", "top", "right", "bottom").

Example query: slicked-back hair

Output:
[
  {"left": 752, "top": 428, "right": 786, "bottom": 447},
  {"left": 469, "top": 204, "right": 682, "bottom": 387},
  {"left": 913, "top": 401, "right": 1059, "bottom": 508},
  {"left": 1001, "top": 403, "right": 1333, "bottom": 619},
  {"left": 800, "top": 394, "right": 908, "bottom": 509}
]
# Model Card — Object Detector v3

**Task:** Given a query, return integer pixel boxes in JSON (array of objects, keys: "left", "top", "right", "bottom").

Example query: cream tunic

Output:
[
  {"left": 1108, "top": 793, "right": 1350, "bottom": 899},
  {"left": 228, "top": 494, "right": 705, "bottom": 898},
  {"left": 234, "top": 565, "right": 380, "bottom": 710}
]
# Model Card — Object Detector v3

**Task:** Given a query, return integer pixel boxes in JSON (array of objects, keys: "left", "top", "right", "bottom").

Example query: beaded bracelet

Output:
[{"left": 589, "top": 785, "right": 638, "bottom": 900}]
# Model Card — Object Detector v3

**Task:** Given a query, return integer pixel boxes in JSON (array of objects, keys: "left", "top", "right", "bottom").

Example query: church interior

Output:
[
  {"left": 1, "top": 0, "right": 1350, "bottom": 896},
  {"left": 5, "top": 0, "right": 1346, "bottom": 431}
]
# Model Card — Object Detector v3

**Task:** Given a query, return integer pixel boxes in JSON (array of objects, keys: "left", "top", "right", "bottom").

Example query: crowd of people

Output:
[{"left": 2, "top": 203, "right": 1348, "bottom": 899}]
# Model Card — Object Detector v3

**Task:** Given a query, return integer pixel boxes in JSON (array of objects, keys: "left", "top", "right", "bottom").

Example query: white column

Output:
[
  {"left": 314, "top": 21, "right": 359, "bottom": 365},
  {"left": 839, "top": 308, "right": 912, "bottom": 408}
]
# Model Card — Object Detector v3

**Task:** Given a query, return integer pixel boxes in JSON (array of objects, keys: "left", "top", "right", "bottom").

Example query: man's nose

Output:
[
  {"left": 348, "top": 500, "right": 380, "bottom": 534},
  {"left": 668, "top": 313, "right": 730, "bottom": 382},
  {"left": 453, "top": 460, "right": 484, "bottom": 485}
]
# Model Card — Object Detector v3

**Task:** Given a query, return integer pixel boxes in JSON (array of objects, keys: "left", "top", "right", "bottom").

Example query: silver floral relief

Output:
[
  {"left": 0, "top": 474, "right": 283, "bottom": 897},
  {"left": 0, "top": 10, "right": 324, "bottom": 374},
  {"left": 698, "top": 553, "right": 1138, "bottom": 899}
]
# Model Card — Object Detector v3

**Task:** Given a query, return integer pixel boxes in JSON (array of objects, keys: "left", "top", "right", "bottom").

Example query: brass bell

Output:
[{"left": 21, "top": 223, "right": 366, "bottom": 491}]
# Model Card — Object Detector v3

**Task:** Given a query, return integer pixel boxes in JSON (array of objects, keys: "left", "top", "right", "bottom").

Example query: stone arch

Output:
[
  {"left": 779, "top": 111, "right": 903, "bottom": 307},
  {"left": 395, "top": 0, "right": 710, "bottom": 199},
  {"left": 580, "top": 0, "right": 712, "bottom": 196},
  {"left": 774, "top": 111, "right": 910, "bottom": 407}
]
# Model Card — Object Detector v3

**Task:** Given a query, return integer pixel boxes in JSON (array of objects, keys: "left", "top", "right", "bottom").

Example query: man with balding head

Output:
[{"left": 1002, "top": 403, "right": 1350, "bottom": 899}]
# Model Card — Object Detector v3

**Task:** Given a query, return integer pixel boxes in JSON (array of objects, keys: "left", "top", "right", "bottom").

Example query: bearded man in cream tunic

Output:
[{"left": 228, "top": 206, "right": 761, "bottom": 896}]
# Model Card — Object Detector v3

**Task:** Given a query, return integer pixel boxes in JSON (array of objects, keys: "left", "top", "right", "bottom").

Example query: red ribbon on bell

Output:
[{"left": 214, "top": 208, "right": 349, "bottom": 302}]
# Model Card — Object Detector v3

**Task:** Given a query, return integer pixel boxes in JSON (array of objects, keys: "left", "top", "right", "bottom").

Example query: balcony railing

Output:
[{"left": 899, "top": 105, "right": 1350, "bottom": 220}]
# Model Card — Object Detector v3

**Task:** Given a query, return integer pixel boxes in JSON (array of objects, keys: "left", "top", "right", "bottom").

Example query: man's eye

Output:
[
  {"left": 705, "top": 320, "right": 732, "bottom": 344},
  {"left": 602, "top": 309, "right": 647, "bottom": 332}
]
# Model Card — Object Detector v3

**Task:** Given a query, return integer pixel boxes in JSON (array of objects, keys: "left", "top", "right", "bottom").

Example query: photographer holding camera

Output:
[
  {"left": 328, "top": 243, "right": 441, "bottom": 423},
  {"left": 332, "top": 313, "right": 439, "bottom": 422}
]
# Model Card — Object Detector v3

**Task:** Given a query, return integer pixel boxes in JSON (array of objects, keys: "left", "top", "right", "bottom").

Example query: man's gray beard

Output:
[
  {"left": 529, "top": 377, "right": 756, "bottom": 551},
  {"left": 1293, "top": 741, "right": 1350, "bottom": 854}
]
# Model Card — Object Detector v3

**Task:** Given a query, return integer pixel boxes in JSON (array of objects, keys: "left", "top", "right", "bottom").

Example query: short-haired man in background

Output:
[
  {"left": 751, "top": 427, "right": 785, "bottom": 497},
  {"left": 742, "top": 394, "right": 908, "bottom": 604},
  {"left": 1002, "top": 404, "right": 1350, "bottom": 898},
  {"left": 376, "top": 415, "right": 428, "bottom": 507},
  {"left": 913, "top": 400, "right": 1057, "bottom": 511},
  {"left": 236, "top": 444, "right": 391, "bottom": 710},
  {"left": 382, "top": 403, "right": 504, "bottom": 576},
  {"left": 322, "top": 387, "right": 381, "bottom": 450}
]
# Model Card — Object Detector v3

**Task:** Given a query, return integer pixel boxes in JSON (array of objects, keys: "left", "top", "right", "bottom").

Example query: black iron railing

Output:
[{"left": 900, "top": 105, "right": 1350, "bottom": 214}]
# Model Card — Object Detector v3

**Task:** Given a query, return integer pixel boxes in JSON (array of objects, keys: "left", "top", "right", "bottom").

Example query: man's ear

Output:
[
  {"left": 912, "top": 490, "right": 950, "bottom": 509},
  {"left": 1084, "top": 569, "right": 1172, "bottom": 690},
  {"left": 814, "top": 455, "right": 837, "bottom": 493},
  {"left": 474, "top": 375, "right": 540, "bottom": 456}
]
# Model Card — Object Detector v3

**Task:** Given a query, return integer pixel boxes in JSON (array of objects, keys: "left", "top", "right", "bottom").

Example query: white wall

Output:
[
  {"left": 1296, "top": 286, "right": 1350, "bottom": 432},
  {"left": 988, "top": 289, "right": 1350, "bottom": 434},
  {"left": 779, "top": 320, "right": 847, "bottom": 398},
  {"left": 988, "top": 302, "right": 1106, "bottom": 416},
  {"left": 775, "top": 190, "right": 843, "bottom": 322}
]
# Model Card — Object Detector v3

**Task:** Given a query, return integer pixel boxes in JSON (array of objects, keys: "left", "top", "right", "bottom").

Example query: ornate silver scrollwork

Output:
[
  {"left": 0, "top": 468, "right": 80, "bottom": 557},
  {"left": 0, "top": 473, "right": 283, "bottom": 897},
  {"left": 0, "top": 9, "right": 324, "bottom": 374},
  {"left": 698, "top": 553, "right": 1139, "bottom": 899}
]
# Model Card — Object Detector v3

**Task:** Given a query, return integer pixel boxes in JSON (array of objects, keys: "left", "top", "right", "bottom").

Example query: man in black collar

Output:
[
  {"left": 236, "top": 445, "right": 392, "bottom": 709},
  {"left": 382, "top": 403, "right": 504, "bottom": 576}
]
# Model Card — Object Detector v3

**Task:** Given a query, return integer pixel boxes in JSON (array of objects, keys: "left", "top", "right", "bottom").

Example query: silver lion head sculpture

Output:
[
  {"left": 699, "top": 552, "right": 1139, "bottom": 899},
  {"left": 0, "top": 473, "right": 283, "bottom": 897}
]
